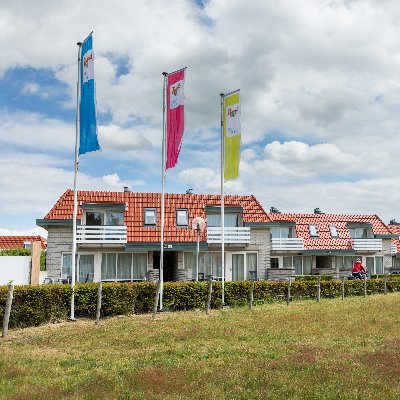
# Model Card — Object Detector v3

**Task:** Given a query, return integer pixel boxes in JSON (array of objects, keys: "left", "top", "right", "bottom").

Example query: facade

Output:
[
  {"left": 266, "top": 209, "right": 396, "bottom": 278},
  {"left": 0, "top": 236, "right": 47, "bottom": 251},
  {"left": 37, "top": 189, "right": 271, "bottom": 283},
  {"left": 388, "top": 221, "right": 400, "bottom": 272}
]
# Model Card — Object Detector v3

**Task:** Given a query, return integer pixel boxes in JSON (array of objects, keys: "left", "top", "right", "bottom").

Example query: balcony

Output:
[
  {"left": 351, "top": 238, "right": 382, "bottom": 251},
  {"left": 207, "top": 227, "right": 251, "bottom": 244},
  {"left": 271, "top": 238, "right": 304, "bottom": 251},
  {"left": 391, "top": 244, "right": 398, "bottom": 254},
  {"left": 76, "top": 225, "right": 127, "bottom": 244}
]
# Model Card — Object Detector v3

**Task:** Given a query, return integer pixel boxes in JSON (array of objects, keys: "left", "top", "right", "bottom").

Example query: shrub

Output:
[{"left": 0, "top": 249, "right": 31, "bottom": 256}]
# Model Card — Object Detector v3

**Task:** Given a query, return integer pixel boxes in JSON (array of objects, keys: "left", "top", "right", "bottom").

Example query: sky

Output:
[{"left": 1, "top": 0, "right": 400, "bottom": 238}]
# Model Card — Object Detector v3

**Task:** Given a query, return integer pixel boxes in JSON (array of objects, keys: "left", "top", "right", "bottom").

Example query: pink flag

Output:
[{"left": 166, "top": 68, "right": 185, "bottom": 169}]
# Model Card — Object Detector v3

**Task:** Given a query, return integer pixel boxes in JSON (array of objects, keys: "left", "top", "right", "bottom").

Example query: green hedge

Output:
[{"left": 2, "top": 279, "right": 400, "bottom": 329}]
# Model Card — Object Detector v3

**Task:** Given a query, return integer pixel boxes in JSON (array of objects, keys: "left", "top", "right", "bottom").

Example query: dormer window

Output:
[
  {"left": 309, "top": 224, "right": 318, "bottom": 237},
  {"left": 348, "top": 223, "right": 373, "bottom": 239},
  {"left": 271, "top": 226, "right": 295, "bottom": 238},
  {"left": 85, "top": 210, "right": 124, "bottom": 226},
  {"left": 329, "top": 225, "right": 339, "bottom": 238},
  {"left": 176, "top": 209, "right": 188, "bottom": 227},
  {"left": 144, "top": 208, "right": 157, "bottom": 226}
]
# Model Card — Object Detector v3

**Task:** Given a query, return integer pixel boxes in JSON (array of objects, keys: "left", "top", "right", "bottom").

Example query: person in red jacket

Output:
[{"left": 352, "top": 258, "right": 366, "bottom": 279}]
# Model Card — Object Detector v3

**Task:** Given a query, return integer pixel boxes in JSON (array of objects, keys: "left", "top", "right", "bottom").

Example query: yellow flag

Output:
[{"left": 223, "top": 90, "right": 241, "bottom": 181}]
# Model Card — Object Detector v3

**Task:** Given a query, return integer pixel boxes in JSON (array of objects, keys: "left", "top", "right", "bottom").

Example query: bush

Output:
[
  {"left": 0, "top": 249, "right": 31, "bottom": 256},
  {"left": 295, "top": 275, "right": 334, "bottom": 281},
  {"left": 1, "top": 278, "right": 400, "bottom": 329}
]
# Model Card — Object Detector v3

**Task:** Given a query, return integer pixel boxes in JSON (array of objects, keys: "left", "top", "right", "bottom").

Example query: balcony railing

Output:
[
  {"left": 76, "top": 225, "right": 127, "bottom": 244},
  {"left": 351, "top": 238, "right": 382, "bottom": 251},
  {"left": 207, "top": 227, "right": 251, "bottom": 244},
  {"left": 271, "top": 238, "right": 304, "bottom": 251},
  {"left": 391, "top": 244, "right": 398, "bottom": 254}
]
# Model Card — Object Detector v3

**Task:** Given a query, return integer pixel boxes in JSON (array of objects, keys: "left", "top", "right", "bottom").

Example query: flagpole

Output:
[
  {"left": 220, "top": 93, "right": 225, "bottom": 306},
  {"left": 159, "top": 72, "right": 168, "bottom": 311},
  {"left": 71, "top": 41, "right": 82, "bottom": 320}
]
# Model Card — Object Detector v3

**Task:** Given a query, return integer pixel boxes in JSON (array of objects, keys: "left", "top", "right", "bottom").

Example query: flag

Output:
[
  {"left": 223, "top": 90, "right": 241, "bottom": 181},
  {"left": 79, "top": 33, "right": 100, "bottom": 156},
  {"left": 166, "top": 68, "right": 186, "bottom": 169}
]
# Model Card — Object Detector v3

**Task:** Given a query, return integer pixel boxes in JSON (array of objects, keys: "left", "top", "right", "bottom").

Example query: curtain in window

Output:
[
  {"left": 303, "top": 256, "right": 312, "bottom": 275},
  {"left": 62, "top": 254, "right": 72, "bottom": 279},
  {"left": 232, "top": 254, "right": 245, "bottom": 281},
  {"left": 293, "top": 256, "right": 302, "bottom": 275},
  {"left": 199, "top": 252, "right": 212, "bottom": 277},
  {"left": 132, "top": 253, "right": 147, "bottom": 280},
  {"left": 207, "top": 214, "right": 238, "bottom": 227},
  {"left": 106, "top": 212, "right": 124, "bottom": 226},
  {"left": 375, "top": 257, "right": 383, "bottom": 274},
  {"left": 366, "top": 257, "right": 374, "bottom": 274},
  {"left": 78, "top": 255, "right": 94, "bottom": 282},
  {"left": 344, "top": 256, "right": 353, "bottom": 271},
  {"left": 246, "top": 253, "right": 257, "bottom": 279},
  {"left": 212, "top": 252, "right": 222, "bottom": 279},
  {"left": 283, "top": 256, "right": 292, "bottom": 268},
  {"left": 336, "top": 256, "right": 344, "bottom": 270},
  {"left": 101, "top": 253, "right": 116, "bottom": 280},
  {"left": 117, "top": 254, "right": 132, "bottom": 280}
]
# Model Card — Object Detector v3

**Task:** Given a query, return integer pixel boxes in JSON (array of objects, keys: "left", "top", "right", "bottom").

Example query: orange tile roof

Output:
[
  {"left": 388, "top": 224, "right": 400, "bottom": 253},
  {"left": 267, "top": 213, "right": 391, "bottom": 250},
  {"left": 0, "top": 236, "right": 47, "bottom": 250},
  {"left": 44, "top": 190, "right": 271, "bottom": 243}
]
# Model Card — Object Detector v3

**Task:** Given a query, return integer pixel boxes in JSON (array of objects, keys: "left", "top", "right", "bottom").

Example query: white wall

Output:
[{"left": 0, "top": 256, "right": 31, "bottom": 285}]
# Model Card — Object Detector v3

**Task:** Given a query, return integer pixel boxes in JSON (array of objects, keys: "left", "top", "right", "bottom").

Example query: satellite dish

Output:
[{"left": 192, "top": 217, "right": 206, "bottom": 230}]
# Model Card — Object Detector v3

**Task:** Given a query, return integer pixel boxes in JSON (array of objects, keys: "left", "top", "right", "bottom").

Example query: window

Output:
[
  {"left": 329, "top": 225, "right": 339, "bottom": 238},
  {"left": 270, "top": 258, "right": 279, "bottom": 269},
  {"left": 176, "top": 209, "right": 188, "bottom": 227},
  {"left": 85, "top": 211, "right": 124, "bottom": 226},
  {"left": 144, "top": 208, "right": 157, "bottom": 226},
  {"left": 303, "top": 256, "right": 312, "bottom": 275},
  {"left": 78, "top": 255, "right": 94, "bottom": 283},
  {"left": 366, "top": 257, "right": 374, "bottom": 274},
  {"left": 246, "top": 253, "right": 258, "bottom": 279},
  {"left": 62, "top": 253, "right": 72, "bottom": 280},
  {"left": 271, "top": 226, "right": 294, "bottom": 238},
  {"left": 375, "top": 257, "right": 383, "bottom": 274},
  {"left": 309, "top": 224, "right": 318, "bottom": 237},
  {"left": 207, "top": 214, "right": 239, "bottom": 227},
  {"left": 349, "top": 227, "right": 372, "bottom": 239},
  {"left": 184, "top": 251, "right": 222, "bottom": 280},
  {"left": 283, "top": 256, "right": 292, "bottom": 268},
  {"left": 293, "top": 256, "right": 302, "bottom": 275},
  {"left": 101, "top": 253, "right": 148, "bottom": 281}
]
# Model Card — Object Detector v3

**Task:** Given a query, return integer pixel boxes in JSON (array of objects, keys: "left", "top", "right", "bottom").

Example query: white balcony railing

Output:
[
  {"left": 271, "top": 238, "right": 304, "bottom": 251},
  {"left": 76, "top": 225, "right": 127, "bottom": 244},
  {"left": 207, "top": 227, "right": 251, "bottom": 244},
  {"left": 351, "top": 238, "right": 382, "bottom": 251},
  {"left": 391, "top": 244, "right": 398, "bottom": 254}
]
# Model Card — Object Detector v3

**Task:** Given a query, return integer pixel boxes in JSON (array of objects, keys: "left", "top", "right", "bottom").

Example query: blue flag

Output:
[{"left": 79, "top": 33, "right": 100, "bottom": 155}]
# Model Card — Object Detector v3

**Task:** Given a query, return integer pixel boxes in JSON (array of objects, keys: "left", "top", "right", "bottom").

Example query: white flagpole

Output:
[
  {"left": 71, "top": 41, "right": 82, "bottom": 320},
  {"left": 159, "top": 72, "right": 168, "bottom": 311},
  {"left": 220, "top": 93, "right": 225, "bottom": 305}
]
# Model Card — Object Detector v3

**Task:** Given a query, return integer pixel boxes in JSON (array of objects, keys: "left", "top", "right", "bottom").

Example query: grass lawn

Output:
[{"left": 1, "top": 293, "right": 400, "bottom": 399}]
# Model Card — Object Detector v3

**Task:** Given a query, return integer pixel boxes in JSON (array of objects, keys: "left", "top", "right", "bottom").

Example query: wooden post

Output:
[
  {"left": 364, "top": 274, "right": 367, "bottom": 298},
  {"left": 317, "top": 277, "right": 321, "bottom": 303},
  {"left": 384, "top": 274, "right": 387, "bottom": 295},
  {"left": 2, "top": 283, "right": 14, "bottom": 339},
  {"left": 95, "top": 281, "right": 102, "bottom": 325},
  {"left": 249, "top": 278, "right": 255, "bottom": 309},
  {"left": 152, "top": 280, "right": 161, "bottom": 319},
  {"left": 206, "top": 275, "right": 213, "bottom": 315},
  {"left": 30, "top": 241, "right": 41, "bottom": 285},
  {"left": 341, "top": 277, "right": 345, "bottom": 300},
  {"left": 286, "top": 279, "right": 291, "bottom": 306}
]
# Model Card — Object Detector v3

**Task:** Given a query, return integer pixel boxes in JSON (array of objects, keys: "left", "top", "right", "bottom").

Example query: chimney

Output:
[
  {"left": 390, "top": 219, "right": 399, "bottom": 225},
  {"left": 186, "top": 188, "right": 193, "bottom": 194},
  {"left": 314, "top": 208, "right": 323, "bottom": 214},
  {"left": 270, "top": 206, "right": 281, "bottom": 214},
  {"left": 124, "top": 186, "right": 131, "bottom": 192}
]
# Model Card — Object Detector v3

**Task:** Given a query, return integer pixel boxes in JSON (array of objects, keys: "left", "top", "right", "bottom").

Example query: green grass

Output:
[{"left": 1, "top": 294, "right": 400, "bottom": 399}]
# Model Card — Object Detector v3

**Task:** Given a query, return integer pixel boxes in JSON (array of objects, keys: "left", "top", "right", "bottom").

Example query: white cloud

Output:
[{"left": 21, "top": 82, "right": 40, "bottom": 95}]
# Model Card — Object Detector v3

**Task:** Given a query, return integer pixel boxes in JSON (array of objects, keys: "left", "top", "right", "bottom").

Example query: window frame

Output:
[
  {"left": 176, "top": 208, "right": 189, "bottom": 227},
  {"left": 309, "top": 224, "right": 318, "bottom": 238},
  {"left": 329, "top": 224, "right": 339, "bottom": 239},
  {"left": 144, "top": 208, "right": 157, "bottom": 226}
]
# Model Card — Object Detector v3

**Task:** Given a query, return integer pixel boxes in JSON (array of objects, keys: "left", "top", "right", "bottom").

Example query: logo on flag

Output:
[
  {"left": 82, "top": 50, "right": 94, "bottom": 83},
  {"left": 170, "top": 79, "right": 185, "bottom": 109},
  {"left": 226, "top": 103, "right": 240, "bottom": 137}
]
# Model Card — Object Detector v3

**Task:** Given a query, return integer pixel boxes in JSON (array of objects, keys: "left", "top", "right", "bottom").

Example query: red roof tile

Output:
[
  {"left": 267, "top": 213, "right": 391, "bottom": 250},
  {"left": 44, "top": 190, "right": 271, "bottom": 243},
  {"left": 0, "top": 236, "right": 47, "bottom": 250}
]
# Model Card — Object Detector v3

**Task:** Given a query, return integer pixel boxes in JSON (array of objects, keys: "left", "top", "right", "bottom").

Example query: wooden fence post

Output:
[
  {"left": 364, "top": 274, "right": 367, "bottom": 298},
  {"left": 249, "top": 278, "right": 255, "bottom": 310},
  {"left": 95, "top": 281, "right": 102, "bottom": 325},
  {"left": 341, "top": 277, "right": 345, "bottom": 300},
  {"left": 317, "top": 277, "right": 321, "bottom": 303},
  {"left": 2, "top": 283, "right": 14, "bottom": 339},
  {"left": 287, "top": 279, "right": 291, "bottom": 306},
  {"left": 384, "top": 274, "right": 387, "bottom": 295},
  {"left": 152, "top": 280, "right": 161, "bottom": 319},
  {"left": 206, "top": 275, "right": 213, "bottom": 315}
]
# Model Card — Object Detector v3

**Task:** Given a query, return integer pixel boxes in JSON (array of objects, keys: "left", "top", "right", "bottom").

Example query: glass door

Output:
[{"left": 232, "top": 254, "right": 245, "bottom": 281}]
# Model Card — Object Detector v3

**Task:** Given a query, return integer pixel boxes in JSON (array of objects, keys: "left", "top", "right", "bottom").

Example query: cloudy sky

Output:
[{"left": 1, "top": 0, "right": 400, "bottom": 237}]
